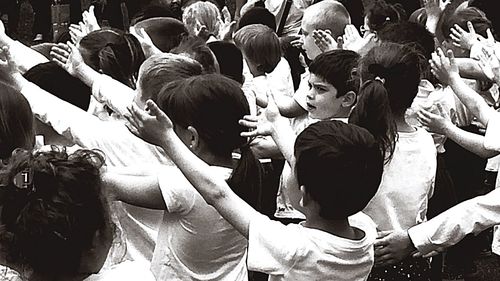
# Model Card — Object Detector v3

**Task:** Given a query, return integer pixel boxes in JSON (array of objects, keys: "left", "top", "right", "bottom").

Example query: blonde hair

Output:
[{"left": 182, "top": 1, "right": 222, "bottom": 38}]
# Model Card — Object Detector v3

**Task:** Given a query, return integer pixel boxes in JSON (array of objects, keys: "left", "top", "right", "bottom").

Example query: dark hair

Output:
[
  {"left": 238, "top": 7, "right": 276, "bottom": 32},
  {"left": 171, "top": 35, "right": 219, "bottom": 73},
  {"left": 377, "top": 21, "right": 435, "bottom": 81},
  {"left": 79, "top": 28, "right": 146, "bottom": 89},
  {"left": 234, "top": 24, "right": 281, "bottom": 74},
  {"left": 208, "top": 41, "right": 244, "bottom": 84},
  {"left": 469, "top": 0, "right": 500, "bottom": 39},
  {"left": 157, "top": 74, "right": 262, "bottom": 208},
  {"left": 365, "top": 0, "right": 406, "bottom": 33},
  {"left": 308, "top": 50, "right": 360, "bottom": 98},
  {"left": 0, "top": 148, "right": 111, "bottom": 276},
  {"left": 0, "top": 87, "right": 35, "bottom": 160},
  {"left": 441, "top": 7, "right": 492, "bottom": 40},
  {"left": 295, "top": 121, "right": 383, "bottom": 219},
  {"left": 130, "top": 3, "right": 178, "bottom": 25},
  {"left": 138, "top": 53, "right": 203, "bottom": 102},
  {"left": 349, "top": 43, "right": 421, "bottom": 163},
  {"left": 24, "top": 62, "right": 91, "bottom": 110},
  {"left": 132, "top": 17, "right": 189, "bottom": 52}
]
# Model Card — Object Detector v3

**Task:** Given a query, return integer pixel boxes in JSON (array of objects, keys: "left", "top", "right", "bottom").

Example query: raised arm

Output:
[
  {"left": 430, "top": 48, "right": 496, "bottom": 127},
  {"left": 0, "top": 21, "right": 49, "bottom": 73},
  {"left": 125, "top": 101, "right": 259, "bottom": 238}
]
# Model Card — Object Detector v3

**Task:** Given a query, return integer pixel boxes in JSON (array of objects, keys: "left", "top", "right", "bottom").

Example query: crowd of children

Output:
[{"left": 1, "top": 0, "right": 500, "bottom": 280}]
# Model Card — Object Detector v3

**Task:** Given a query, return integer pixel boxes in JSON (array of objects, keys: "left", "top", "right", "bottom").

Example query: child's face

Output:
[
  {"left": 306, "top": 73, "right": 344, "bottom": 120},
  {"left": 301, "top": 20, "right": 322, "bottom": 60}
]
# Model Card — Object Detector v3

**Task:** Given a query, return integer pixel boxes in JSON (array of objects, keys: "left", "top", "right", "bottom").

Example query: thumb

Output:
[
  {"left": 89, "top": 5, "right": 95, "bottom": 15},
  {"left": 467, "top": 21, "right": 476, "bottom": 35},
  {"left": 447, "top": 49, "right": 456, "bottom": 66},
  {"left": 146, "top": 100, "right": 168, "bottom": 121},
  {"left": 222, "top": 6, "right": 231, "bottom": 23}
]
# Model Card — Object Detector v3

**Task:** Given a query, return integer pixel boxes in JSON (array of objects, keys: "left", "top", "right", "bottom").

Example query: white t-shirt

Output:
[
  {"left": 85, "top": 261, "right": 155, "bottom": 281},
  {"left": 151, "top": 166, "right": 248, "bottom": 281},
  {"left": 363, "top": 128, "right": 437, "bottom": 231},
  {"left": 247, "top": 212, "right": 376, "bottom": 281}
]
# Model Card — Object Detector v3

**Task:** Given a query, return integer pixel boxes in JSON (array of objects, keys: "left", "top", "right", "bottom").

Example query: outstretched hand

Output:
[
  {"left": 312, "top": 29, "right": 337, "bottom": 52},
  {"left": 124, "top": 100, "right": 174, "bottom": 147},
  {"left": 342, "top": 24, "right": 375, "bottom": 54},
  {"left": 50, "top": 42, "right": 84, "bottom": 77},
  {"left": 417, "top": 103, "right": 452, "bottom": 135},
  {"left": 430, "top": 48, "right": 459, "bottom": 85},
  {"left": 219, "top": 6, "right": 237, "bottom": 41},
  {"left": 239, "top": 90, "right": 283, "bottom": 138},
  {"left": 450, "top": 22, "right": 479, "bottom": 51},
  {"left": 82, "top": 5, "right": 101, "bottom": 33},
  {"left": 374, "top": 230, "right": 416, "bottom": 267},
  {"left": 130, "top": 27, "right": 162, "bottom": 57}
]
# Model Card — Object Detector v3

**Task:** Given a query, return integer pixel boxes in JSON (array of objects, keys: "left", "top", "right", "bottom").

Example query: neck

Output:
[
  {"left": 303, "top": 214, "right": 362, "bottom": 240},
  {"left": 198, "top": 152, "right": 233, "bottom": 169},
  {"left": 394, "top": 113, "right": 415, "bottom": 133}
]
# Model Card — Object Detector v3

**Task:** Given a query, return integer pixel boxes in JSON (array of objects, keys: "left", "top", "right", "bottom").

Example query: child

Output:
[
  {"left": 105, "top": 74, "right": 261, "bottom": 280},
  {"left": 349, "top": 42, "right": 437, "bottom": 280},
  {"left": 0, "top": 148, "right": 155, "bottom": 280},
  {"left": 125, "top": 88, "right": 384, "bottom": 280}
]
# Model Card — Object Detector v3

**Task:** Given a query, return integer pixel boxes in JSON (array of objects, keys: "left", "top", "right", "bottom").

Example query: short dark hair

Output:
[
  {"left": 233, "top": 24, "right": 281, "bottom": 74},
  {"left": 24, "top": 62, "right": 91, "bottom": 110},
  {"left": 441, "top": 7, "right": 492, "bottom": 40},
  {"left": 238, "top": 7, "right": 276, "bottom": 32},
  {"left": 295, "top": 121, "right": 383, "bottom": 219},
  {"left": 365, "top": 0, "right": 406, "bottom": 32},
  {"left": 132, "top": 17, "right": 189, "bottom": 52},
  {"left": 208, "top": 41, "right": 244, "bottom": 84},
  {"left": 308, "top": 50, "right": 360, "bottom": 98},
  {"left": 171, "top": 35, "right": 219, "bottom": 74}
]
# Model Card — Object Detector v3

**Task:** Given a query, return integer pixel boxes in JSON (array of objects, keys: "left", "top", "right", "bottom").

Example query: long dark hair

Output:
[
  {"left": 349, "top": 43, "right": 421, "bottom": 163},
  {"left": 157, "top": 74, "right": 263, "bottom": 208}
]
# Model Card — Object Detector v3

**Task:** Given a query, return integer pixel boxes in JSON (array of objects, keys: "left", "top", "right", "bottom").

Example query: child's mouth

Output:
[{"left": 306, "top": 102, "right": 316, "bottom": 110}]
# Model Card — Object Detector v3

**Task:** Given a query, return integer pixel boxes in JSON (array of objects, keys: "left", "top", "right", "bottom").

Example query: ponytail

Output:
[
  {"left": 227, "top": 144, "right": 263, "bottom": 210},
  {"left": 349, "top": 80, "right": 397, "bottom": 163}
]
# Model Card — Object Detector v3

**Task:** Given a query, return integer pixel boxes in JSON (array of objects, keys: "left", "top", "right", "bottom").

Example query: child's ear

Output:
[
  {"left": 186, "top": 126, "right": 200, "bottom": 151},
  {"left": 341, "top": 91, "right": 357, "bottom": 108}
]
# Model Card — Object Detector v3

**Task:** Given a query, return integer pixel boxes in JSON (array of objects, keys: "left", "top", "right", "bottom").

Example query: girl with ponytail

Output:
[
  {"left": 104, "top": 74, "right": 261, "bottom": 281},
  {"left": 349, "top": 42, "right": 437, "bottom": 281}
]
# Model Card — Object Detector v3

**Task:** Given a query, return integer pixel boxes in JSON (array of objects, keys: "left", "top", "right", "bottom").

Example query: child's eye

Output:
[{"left": 308, "top": 82, "right": 312, "bottom": 90}]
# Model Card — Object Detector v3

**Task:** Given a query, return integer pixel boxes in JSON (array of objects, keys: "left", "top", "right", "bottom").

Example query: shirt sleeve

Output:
[
  {"left": 408, "top": 188, "right": 500, "bottom": 255},
  {"left": 247, "top": 214, "right": 303, "bottom": 275},
  {"left": 92, "top": 74, "right": 135, "bottom": 117},
  {"left": 293, "top": 73, "right": 309, "bottom": 110},
  {"left": 157, "top": 167, "right": 196, "bottom": 214},
  {"left": 484, "top": 112, "right": 500, "bottom": 152}
]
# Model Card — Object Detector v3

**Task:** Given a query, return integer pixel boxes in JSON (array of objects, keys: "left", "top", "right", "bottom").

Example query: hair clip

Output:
[
  {"left": 374, "top": 76, "right": 386, "bottom": 84},
  {"left": 13, "top": 168, "right": 35, "bottom": 192}
]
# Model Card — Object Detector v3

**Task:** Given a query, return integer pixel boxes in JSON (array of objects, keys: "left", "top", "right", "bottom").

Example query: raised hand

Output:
[
  {"left": 430, "top": 48, "right": 459, "bottom": 85},
  {"left": 219, "top": 6, "right": 237, "bottom": 41},
  {"left": 69, "top": 22, "right": 89, "bottom": 45},
  {"left": 239, "top": 90, "right": 283, "bottom": 138},
  {"left": 424, "top": 0, "right": 450, "bottom": 21},
  {"left": 374, "top": 230, "right": 416, "bottom": 267},
  {"left": 82, "top": 5, "right": 101, "bottom": 33},
  {"left": 312, "top": 29, "right": 336, "bottom": 52},
  {"left": 130, "top": 27, "right": 162, "bottom": 57},
  {"left": 50, "top": 42, "right": 84, "bottom": 76},
  {"left": 124, "top": 100, "right": 174, "bottom": 147},
  {"left": 450, "top": 22, "right": 479, "bottom": 50},
  {"left": 342, "top": 24, "right": 375, "bottom": 54},
  {"left": 417, "top": 103, "right": 452, "bottom": 135}
]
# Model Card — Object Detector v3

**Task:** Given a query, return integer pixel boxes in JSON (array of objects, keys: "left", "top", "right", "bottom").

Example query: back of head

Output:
[
  {"left": 349, "top": 42, "right": 421, "bottom": 162},
  {"left": 303, "top": 0, "right": 351, "bottom": 38},
  {"left": 469, "top": 0, "right": 500, "bottom": 39},
  {"left": 441, "top": 7, "right": 492, "bottom": 40},
  {"left": 138, "top": 53, "right": 203, "bottom": 103},
  {"left": 295, "top": 121, "right": 383, "bottom": 219},
  {"left": 365, "top": 0, "right": 406, "bottom": 33},
  {"left": 308, "top": 50, "right": 360, "bottom": 98},
  {"left": 182, "top": 1, "right": 222, "bottom": 38},
  {"left": 131, "top": 3, "right": 178, "bottom": 25},
  {"left": 208, "top": 41, "right": 244, "bottom": 84},
  {"left": 157, "top": 74, "right": 262, "bottom": 207},
  {"left": 234, "top": 24, "right": 281, "bottom": 74},
  {"left": 238, "top": 7, "right": 276, "bottom": 32},
  {"left": 0, "top": 148, "right": 111, "bottom": 277},
  {"left": 0, "top": 87, "right": 35, "bottom": 160},
  {"left": 24, "top": 62, "right": 91, "bottom": 110},
  {"left": 171, "top": 35, "right": 219, "bottom": 73},
  {"left": 132, "top": 17, "right": 189, "bottom": 52},
  {"left": 79, "top": 28, "right": 145, "bottom": 88}
]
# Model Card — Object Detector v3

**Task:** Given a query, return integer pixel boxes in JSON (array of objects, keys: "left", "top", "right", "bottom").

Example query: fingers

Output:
[
  {"left": 446, "top": 49, "right": 456, "bottom": 66},
  {"left": 238, "top": 118, "right": 258, "bottom": 130},
  {"left": 222, "top": 6, "right": 231, "bottom": 24},
  {"left": 467, "top": 21, "right": 476, "bottom": 35},
  {"left": 145, "top": 99, "right": 164, "bottom": 118}
]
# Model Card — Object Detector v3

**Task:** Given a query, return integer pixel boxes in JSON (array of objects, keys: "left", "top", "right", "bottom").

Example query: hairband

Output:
[{"left": 374, "top": 76, "right": 385, "bottom": 84}]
